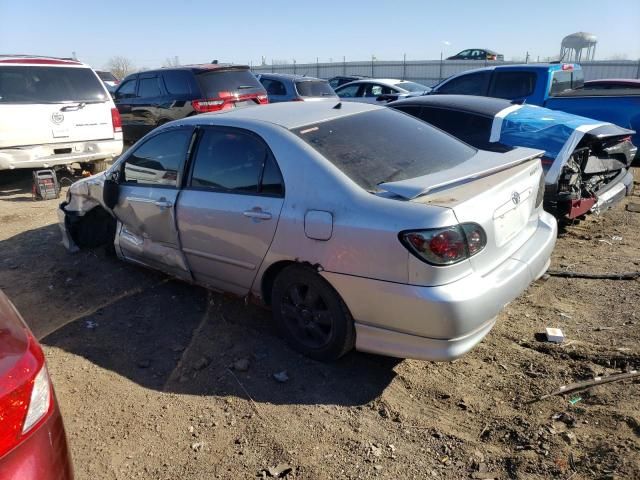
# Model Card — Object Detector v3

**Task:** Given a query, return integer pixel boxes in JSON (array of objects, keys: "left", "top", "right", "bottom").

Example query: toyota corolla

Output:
[{"left": 59, "top": 102, "right": 557, "bottom": 362}]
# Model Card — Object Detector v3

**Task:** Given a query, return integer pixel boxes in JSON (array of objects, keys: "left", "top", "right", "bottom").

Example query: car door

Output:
[
  {"left": 112, "top": 126, "right": 195, "bottom": 280},
  {"left": 259, "top": 77, "right": 289, "bottom": 103},
  {"left": 114, "top": 76, "right": 138, "bottom": 141},
  {"left": 176, "top": 127, "right": 285, "bottom": 295},
  {"left": 135, "top": 74, "right": 165, "bottom": 137}
]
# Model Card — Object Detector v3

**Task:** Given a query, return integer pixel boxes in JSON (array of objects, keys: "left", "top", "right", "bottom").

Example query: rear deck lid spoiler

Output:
[{"left": 377, "top": 147, "right": 543, "bottom": 200}]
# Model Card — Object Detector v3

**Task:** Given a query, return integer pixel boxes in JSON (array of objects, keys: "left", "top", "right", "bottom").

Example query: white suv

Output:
[{"left": 0, "top": 55, "right": 123, "bottom": 171}]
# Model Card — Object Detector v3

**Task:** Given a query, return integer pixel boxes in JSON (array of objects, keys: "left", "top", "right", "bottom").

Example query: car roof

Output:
[
  {"left": 337, "top": 78, "right": 405, "bottom": 88},
  {"left": 0, "top": 55, "right": 86, "bottom": 67},
  {"left": 140, "top": 63, "right": 250, "bottom": 75},
  {"left": 181, "top": 101, "right": 381, "bottom": 130},
  {"left": 258, "top": 73, "right": 325, "bottom": 82},
  {"left": 390, "top": 95, "right": 512, "bottom": 117},
  {"left": 456, "top": 48, "right": 499, "bottom": 54}
]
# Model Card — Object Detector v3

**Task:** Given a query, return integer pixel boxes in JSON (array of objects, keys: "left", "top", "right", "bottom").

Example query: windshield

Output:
[
  {"left": 395, "top": 81, "right": 428, "bottom": 92},
  {"left": 295, "top": 80, "right": 336, "bottom": 97},
  {"left": 293, "top": 108, "right": 476, "bottom": 192},
  {"left": 0, "top": 66, "right": 108, "bottom": 104},
  {"left": 97, "top": 71, "right": 118, "bottom": 82}
]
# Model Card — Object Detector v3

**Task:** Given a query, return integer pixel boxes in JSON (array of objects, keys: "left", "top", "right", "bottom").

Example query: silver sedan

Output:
[{"left": 59, "top": 102, "right": 557, "bottom": 361}]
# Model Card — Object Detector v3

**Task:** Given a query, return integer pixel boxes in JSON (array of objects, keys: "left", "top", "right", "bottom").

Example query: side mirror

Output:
[{"left": 103, "top": 174, "right": 120, "bottom": 209}]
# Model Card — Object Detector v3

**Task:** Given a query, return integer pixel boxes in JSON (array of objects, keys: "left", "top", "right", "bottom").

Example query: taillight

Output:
[
  {"left": 192, "top": 98, "right": 225, "bottom": 113},
  {"left": 111, "top": 108, "right": 122, "bottom": 133},
  {"left": 535, "top": 172, "right": 546, "bottom": 208},
  {"left": 400, "top": 223, "right": 486, "bottom": 266},
  {"left": 0, "top": 334, "right": 52, "bottom": 458},
  {"left": 257, "top": 94, "right": 269, "bottom": 104}
]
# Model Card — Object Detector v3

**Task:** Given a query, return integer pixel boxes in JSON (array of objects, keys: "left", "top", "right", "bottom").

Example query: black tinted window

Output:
[
  {"left": 437, "top": 72, "right": 488, "bottom": 95},
  {"left": 490, "top": 72, "right": 536, "bottom": 99},
  {"left": 294, "top": 109, "right": 476, "bottom": 192},
  {"left": 162, "top": 71, "right": 191, "bottom": 95},
  {"left": 191, "top": 129, "right": 282, "bottom": 195},
  {"left": 0, "top": 66, "right": 107, "bottom": 104},
  {"left": 261, "top": 155, "right": 284, "bottom": 196},
  {"left": 116, "top": 79, "right": 136, "bottom": 98},
  {"left": 138, "top": 77, "right": 162, "bottom": 98},
  {"left": 295, "top": 81, "right": 335, "bottom": 97},
  {"left": 123, "top": 129, "right": 192, "bottom": 186},
  {"left": 260, "top": 78, "right": 286, "bottom": 96},
  {"left": 196, "top": 70, "right": 264, "bottom": 97}
]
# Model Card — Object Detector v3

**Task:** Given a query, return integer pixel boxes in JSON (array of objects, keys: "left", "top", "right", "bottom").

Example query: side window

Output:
[
  {"left": 138, "top": 77, "right": 163, "bottom": 98},
  {"left": 260, "top": 78, "right": 287, "bottom": 96},
  {"left": 336, "top": 83, "right": 362, "bottom": 98},
  {"left": 365, "top": 84, "right": 393, "bottom": 97},
  {"left": 122, "top": 129, "right": 192, "bottom": 187},
  {"left": 489, "top": 72, "right": 536, "bottom": 100},
  {"left": 190, "top": 129, "right": 284, "bottom": 196},
  {"left": 115, "top": 79, "right": 137, "bottom": 99},
  {"left": 329, "top": 78, "right": 340, "bottom": 89},
  {"left": 418, "top": 108, "right": 495, "bottom": 149},
  {"left": 162, "top": 71, "right": 191, "bottom": 95},
  {"left": 436, "top": 72, "right": 489, "bottom": 95}
]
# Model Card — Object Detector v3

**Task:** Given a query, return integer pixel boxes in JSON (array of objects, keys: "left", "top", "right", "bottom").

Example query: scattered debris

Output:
[
  {"left": 568, "top": 396, "right": 582, "bottom": 405},
  {"left": 233, "top": 358, "right": 250, "bottom": 372},
  {"left": 471, "top": 472, "right": 499, "bottom": 479},
  {"left": 611, "top": 235, "right": 623, "bottom": 241},
  {"left": 546, "top": 270, "right": 640, "bottom": 280},
  {"left": 530, "top": 370, "right": 640, "bottom": 402},
  {"left": 262, "top": 463, "right": 293, "bottom": 478},
  {"left": 273, "top": 371, "right": 289, "bottom": 383},
  {"left": 85, "top": 320, "right": 98, "bottom": 329},
  {"left": 370, "top": 443, "right": 383, "bottom": 457},
  {"left": 626, "top": 202, "right": 640, "bottom": 213},
  {"left": 545, "top": 327, "right": 565, "bottom": 343},
  {"left": 559, "top": 312, "right": 572, "bottom": 319},
  {"left": 190, "top": 441, "right": 205, "bottom": 452}
]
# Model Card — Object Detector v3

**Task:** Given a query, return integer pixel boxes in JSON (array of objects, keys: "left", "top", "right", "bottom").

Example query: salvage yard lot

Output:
[{"left": 1, "top": 170, "right": 639, "bottom": 479}]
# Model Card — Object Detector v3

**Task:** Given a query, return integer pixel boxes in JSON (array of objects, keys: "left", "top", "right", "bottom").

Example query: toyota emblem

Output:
[
  {"left": 51, "top": 112, "right": 64, "bottom": 124},
  {"left": 511, "top": 191, "right": 521, "bottom": 205}
]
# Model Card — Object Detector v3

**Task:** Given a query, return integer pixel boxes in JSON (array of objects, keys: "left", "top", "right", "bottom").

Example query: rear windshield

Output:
[
  {"left": 295, "top": 80, "right": 336, "bottom": 97},
  {"left": 97, "top": 71, "right": 118, "bottom": 82},
  {"left": 294, "top": 108, "right": 476, "bottom": 192},
  {"left": 196, "top": 69, "right": 264, "bottom": 97},
  {"left": 395, "top": 81, "right": 428, "bottom": 92},
  {"left": 0, "top": 66, "right": 108, "bottom": 104},
  {"left": 549, "top": 69, "right": 584, "bottom": 96}
]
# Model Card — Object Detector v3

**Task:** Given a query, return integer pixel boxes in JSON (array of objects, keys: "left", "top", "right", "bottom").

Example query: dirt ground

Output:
[{"left": 1, "top": 168, "right": 639, "bottom": 480}]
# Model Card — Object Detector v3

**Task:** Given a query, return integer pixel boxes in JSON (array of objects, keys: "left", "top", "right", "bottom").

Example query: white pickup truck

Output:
[{"left": 0, "top": 55, "right": 123, "bottom": 171}]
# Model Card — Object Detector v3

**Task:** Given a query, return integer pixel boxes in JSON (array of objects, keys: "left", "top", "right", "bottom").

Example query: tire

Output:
[
  {"left": 271, "top": 265, "right": 355, "bottom": 361},
  {"left": 87, "top": 160, "right": 108, "bottom": 173}
]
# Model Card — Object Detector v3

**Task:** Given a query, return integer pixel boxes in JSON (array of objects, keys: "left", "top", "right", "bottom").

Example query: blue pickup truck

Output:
[{"left": 430, "top": 63, "right": 640, "bottom": 155}]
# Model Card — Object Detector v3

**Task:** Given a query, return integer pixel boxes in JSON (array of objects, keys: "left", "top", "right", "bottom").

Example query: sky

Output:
[{"left": 1, "top": 0, "right": 639, "bottom": 70}]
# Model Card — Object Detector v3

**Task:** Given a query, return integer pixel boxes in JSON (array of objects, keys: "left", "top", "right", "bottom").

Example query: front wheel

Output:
[{"left": 271, "top": 265, "right": 355, "bottom": 361}]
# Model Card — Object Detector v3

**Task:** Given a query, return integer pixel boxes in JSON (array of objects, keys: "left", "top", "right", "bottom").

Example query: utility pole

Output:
[{"left": 525, "top": 51, "right": 530, "bottom": 64}]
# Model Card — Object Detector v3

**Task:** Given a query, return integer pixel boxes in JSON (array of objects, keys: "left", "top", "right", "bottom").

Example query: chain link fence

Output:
[{"left": 251, "top": 59, "right": 640, "bottom": 86}]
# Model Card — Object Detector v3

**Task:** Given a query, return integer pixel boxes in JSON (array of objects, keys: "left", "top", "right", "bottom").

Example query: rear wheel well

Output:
[{"left": 261, "top": 260, "right": 297, "bottom": 306}]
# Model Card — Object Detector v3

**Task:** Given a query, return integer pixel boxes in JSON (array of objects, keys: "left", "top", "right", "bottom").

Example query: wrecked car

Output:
[
  {"left": 390, "top": 95, "right": 637, "bottom": 219},
  {"left": 59, "top": 101, "right": 556, "bottom": 362}
]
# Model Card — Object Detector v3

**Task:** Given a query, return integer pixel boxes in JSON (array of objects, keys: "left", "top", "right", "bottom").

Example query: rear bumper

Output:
[
  {"left": 592, "top": 169, "right": 634, "bottom": 214},
  {"left": 1, "top": 403, "right": 73, "bottom": 480},
  {"left": 323, "top": 211, "right": 557, "bottom": 361},
  {"left": 0, "top": 138, "right": 122, "bottom": 170}
]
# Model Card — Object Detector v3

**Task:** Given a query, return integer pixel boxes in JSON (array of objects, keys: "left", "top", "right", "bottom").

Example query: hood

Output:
[
  {"left": 378, "top": 147, "right": 543, "bottom": 200},
  {"left": 490, "top": 105, "right": 634, "bottom": 184}
]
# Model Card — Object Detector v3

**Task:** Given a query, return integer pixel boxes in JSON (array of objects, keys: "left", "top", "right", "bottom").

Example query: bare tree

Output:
[
  {"left": 163, "top": 56, "right": 180, "bottom": 67},
  {"left": 106, "top": 56, "right": 135, "bottom": 80}
]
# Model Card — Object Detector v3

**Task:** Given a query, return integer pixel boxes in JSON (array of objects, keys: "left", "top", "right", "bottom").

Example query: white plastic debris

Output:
[{"left": 545, "top": 327, "right": 565, "bottom": 343}]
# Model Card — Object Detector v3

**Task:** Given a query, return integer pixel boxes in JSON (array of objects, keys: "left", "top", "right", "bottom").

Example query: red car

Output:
[{"left": 0, "top": 290, "right": 73, "bottom": 479}]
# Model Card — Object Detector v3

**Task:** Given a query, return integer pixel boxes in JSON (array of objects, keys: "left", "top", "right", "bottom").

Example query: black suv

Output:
[{"left": 114, "top": 64, "right": 268, "bottom": 143}]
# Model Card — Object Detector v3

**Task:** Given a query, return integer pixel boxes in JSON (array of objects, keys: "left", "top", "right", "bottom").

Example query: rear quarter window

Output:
[
  {"left": 489, "top": 71, "right": 536, "bottom": 99},
  {"left": 295, "top": 81, "right": 335, "bottom": 97},
  {"left": 294, "top": 108, "right": 476, "bottom": 192},
  {"left": 162, "top": 71, "right": 192, "bottom": 95},
  {"left": 0, "top": 66, "right": 107, "bottom": 103},
  {"left": 196, "top": 69, "right": 264, "bottom": 97}
]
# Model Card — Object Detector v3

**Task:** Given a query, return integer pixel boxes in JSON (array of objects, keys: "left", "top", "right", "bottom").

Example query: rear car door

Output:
[
  {"left": 114, "top": 76, "right": 138, "bottom": 141},
  {"left": 112, "top": 126, "right": 195, "bottom": 279},
  {"left": 177, "top": 127, "right": 285, "bottom": 295}
]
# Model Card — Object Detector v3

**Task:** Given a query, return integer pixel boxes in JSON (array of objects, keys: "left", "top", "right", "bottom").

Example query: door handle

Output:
[
  {"left": 243, "top": 209, "right": 272, "bottom": 220},
  {"left": 153, "top": 200, "right": 173, "bottom": 209}
]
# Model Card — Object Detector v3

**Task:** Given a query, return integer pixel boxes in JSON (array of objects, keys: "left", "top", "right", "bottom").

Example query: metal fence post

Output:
[
  {"left": 371, "top": 55, "right": 374, "bottom": 77},
  {"left": 402, "top": 53, "right": 406, "bottom": 80},
  {"left": 271, "top": 60, "right": 274, "bottom": 73},
  {"left": 293, "top": 59, "right": 296, "bottom": 75},
  {"left": 439, "top": 53, "right": 443, "bottom": 82},
  {"left": 637, "top": 59, "right": 640, "bottom": 79},
  {"left": 343, "top": 56, "right": 346, "bottom": 75},
  {"left": 316, "top": 57, "right": 319, "bottom": 78}
]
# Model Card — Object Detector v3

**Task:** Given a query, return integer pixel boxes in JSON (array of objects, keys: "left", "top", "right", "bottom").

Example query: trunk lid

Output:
[
  {"left": 386, "top": 148, "right": 545, "bottom": 276},
  {"left": 0, "top": 291, "right": 29, "bottom": 380}
]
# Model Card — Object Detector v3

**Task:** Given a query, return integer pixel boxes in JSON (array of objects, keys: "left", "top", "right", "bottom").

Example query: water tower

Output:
[{"left": 560, "top": 32, "right": 597, "bottom": 62}]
